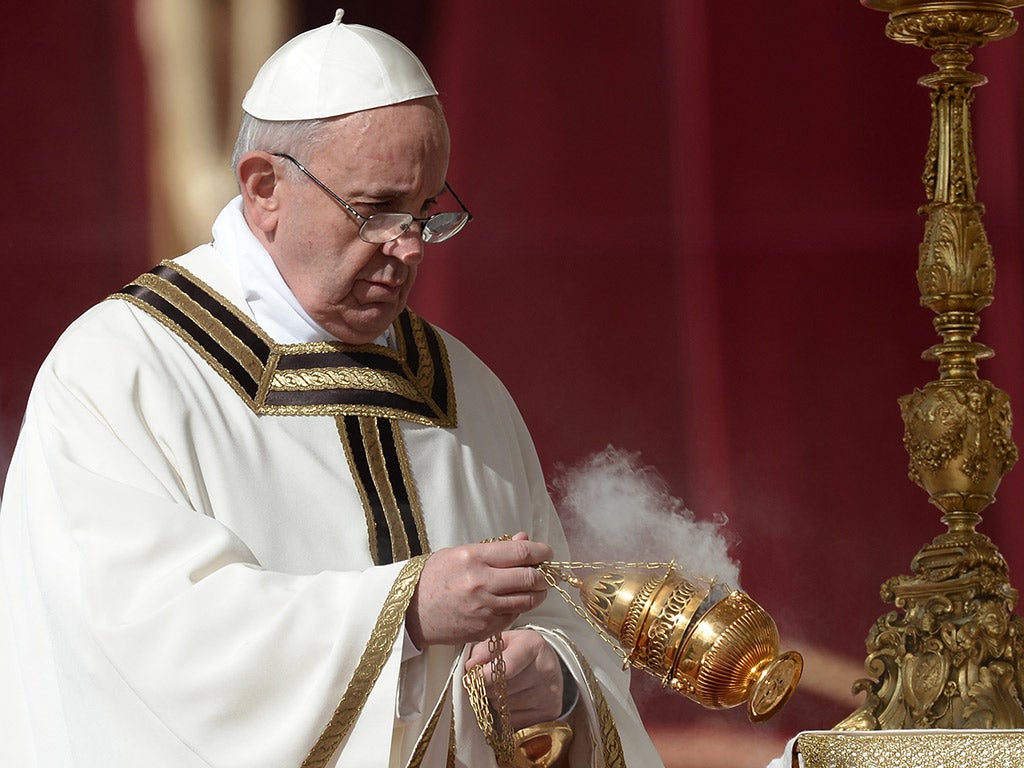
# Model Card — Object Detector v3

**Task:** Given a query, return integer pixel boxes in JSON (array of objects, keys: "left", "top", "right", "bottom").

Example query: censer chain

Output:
[
  {"left": 463, "top": 633, "right": 515, "bottom": 767},
  {"left": 543, "top": 560, "right": 677, "bottom": 571},
  {"left": 463, "top": 535, "right": 517, "bottom": 766},
  {"left": 465, "top": 542, "right": 678, "bottom": 760}
]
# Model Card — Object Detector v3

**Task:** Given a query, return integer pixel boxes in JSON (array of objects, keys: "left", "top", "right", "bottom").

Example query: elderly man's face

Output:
[{"left": 269, "top": 98, "right": 450, "bottom": 344}]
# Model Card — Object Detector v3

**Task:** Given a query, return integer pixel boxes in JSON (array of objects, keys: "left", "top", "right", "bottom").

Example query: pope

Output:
[{"left": 0, "top": 10, "right": 665, "bottom": 768}]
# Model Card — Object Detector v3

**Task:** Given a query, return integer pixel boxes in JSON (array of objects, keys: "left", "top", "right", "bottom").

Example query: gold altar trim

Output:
[{"left": 797, "top": 729, "right": 1024, "bottom": 768}]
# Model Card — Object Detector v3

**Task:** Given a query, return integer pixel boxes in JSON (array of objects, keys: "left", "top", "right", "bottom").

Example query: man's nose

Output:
[{"left": 383, "top": 226, "right": 425, "bottom": 265}]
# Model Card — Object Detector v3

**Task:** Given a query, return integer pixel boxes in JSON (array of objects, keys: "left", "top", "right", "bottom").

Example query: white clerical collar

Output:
[{"left": 210, "top": 196, "right": 389, "bottom": 347}]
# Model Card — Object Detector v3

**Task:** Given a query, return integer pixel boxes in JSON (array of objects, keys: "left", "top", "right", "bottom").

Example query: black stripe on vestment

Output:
[
  {"left": 342, "top": 415, "right": 394, "bottom": 565},
  {"left": 263, "top": 387, "right": 430, "bottom": 418},
  {"left": 275, "top": 349, "right": 406, "bottom": 376},
  {"left": 420, "top": 321, "right": 451, "bottom": 415},
  {"left": 377, "top": 419, "right": 423, "bottom": 558},
  {"left": 149, "top": 264, "right": 271, "bottom": 362},
  {"left": 117, "top": 282, "right": 262, "bottom": 400}
]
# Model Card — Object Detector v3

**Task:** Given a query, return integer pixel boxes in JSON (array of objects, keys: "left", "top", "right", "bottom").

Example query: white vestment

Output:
[{"left": 0, "top": 201, "right": 665, "bottom": 768}]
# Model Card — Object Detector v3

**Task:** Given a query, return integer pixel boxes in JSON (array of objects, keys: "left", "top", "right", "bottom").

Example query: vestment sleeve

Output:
[{"left": 7, "top": 306, "right": 411, "bottom": 767}]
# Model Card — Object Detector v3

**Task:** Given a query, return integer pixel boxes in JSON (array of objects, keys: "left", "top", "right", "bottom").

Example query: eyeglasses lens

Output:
[
  {"left": 360, "top": 214, "right": 413, "bottom": 244},
  {"left": 422, "top": 213, "right": 470, "bottom": 243},
  {"left": 359, "top": 212, "right": 471, "bottom": 244}
]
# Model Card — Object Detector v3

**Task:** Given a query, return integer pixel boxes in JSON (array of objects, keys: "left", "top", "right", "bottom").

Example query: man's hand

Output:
[
  {"left": 406, "top": 532, "right": 552, "bottom": 648},
  {"left": 465, "top": 629, "right": 567, "bottom": 730}
]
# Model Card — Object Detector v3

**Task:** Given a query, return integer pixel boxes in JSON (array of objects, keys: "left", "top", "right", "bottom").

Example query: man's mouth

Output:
[{"left": 357, "top": 277, "right": 403, "bottom": 302}]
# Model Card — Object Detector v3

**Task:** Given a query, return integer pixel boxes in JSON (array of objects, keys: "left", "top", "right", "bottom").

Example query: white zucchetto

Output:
[{"left": 241, "top": 9, "right": 438, "bottom": 121}]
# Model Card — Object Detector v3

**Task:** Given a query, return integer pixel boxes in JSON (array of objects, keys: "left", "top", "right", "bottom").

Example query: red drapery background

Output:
[{"left": 4, "top": 1, "right": 1024, "bottom": 764}]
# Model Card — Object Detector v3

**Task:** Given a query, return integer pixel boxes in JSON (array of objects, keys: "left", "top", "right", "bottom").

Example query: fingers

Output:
[
  {"left": 466, "top": 630, "right": 546, "bottom": 677},
  {"left": 464, "top": 638, "right": 499, "bottom": 670},
  {"left": 405, "top": 538, "right": 553, "bottom": 647},
  {"left": 485, "top": 560, "right": 549, "bottom": 597},
  {"left": 478, "top": 537, "right": 553, "bottom": 569},
  {"left": 447, "top": 538, "right": 551, "bottom": 598},
  {"left": 464, "top": 630, "right": 566, "bottom": 729}
]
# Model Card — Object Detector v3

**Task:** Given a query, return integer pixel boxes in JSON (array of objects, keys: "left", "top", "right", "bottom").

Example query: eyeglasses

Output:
[{"left": 273, "top": 153, "right": 473, "bottom": 244}]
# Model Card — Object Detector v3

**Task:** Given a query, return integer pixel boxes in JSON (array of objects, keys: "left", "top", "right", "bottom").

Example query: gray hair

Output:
[{"left": 230, "top": 112, "right": 335, "bottom": 179}]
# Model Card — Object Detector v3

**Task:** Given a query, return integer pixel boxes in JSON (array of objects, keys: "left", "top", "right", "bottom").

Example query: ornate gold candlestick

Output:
[{"left": 838, "top": 0, "right": 1024, "bottom": 731}]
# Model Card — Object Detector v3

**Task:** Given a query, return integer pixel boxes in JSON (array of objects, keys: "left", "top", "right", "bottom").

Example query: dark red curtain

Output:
[
  {"left": 0, "top": 0, "right": 151, "bottom": 466},
  {"left": 5, "top": 1, "right": 1024, "bottom": 763},
  {"left": 413, "top": 0, "right": 1024, "bottom": 740}
]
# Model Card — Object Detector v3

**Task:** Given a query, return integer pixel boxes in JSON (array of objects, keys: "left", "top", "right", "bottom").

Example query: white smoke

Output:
[{"left": 551, "top": 446, "right": 741, "bottom": 588}]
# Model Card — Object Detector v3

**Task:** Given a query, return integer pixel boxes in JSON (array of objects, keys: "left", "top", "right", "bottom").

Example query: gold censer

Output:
[{"left": 539, "top": 561, "right": 803, "bottom": 722}]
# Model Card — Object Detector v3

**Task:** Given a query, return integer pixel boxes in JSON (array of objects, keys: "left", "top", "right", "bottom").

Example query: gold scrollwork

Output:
[{"left": 886, "top": 10, "right": 1019, "bottom": 47}]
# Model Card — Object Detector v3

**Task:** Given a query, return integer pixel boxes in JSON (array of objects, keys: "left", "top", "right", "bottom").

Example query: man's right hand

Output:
[{"left": 405, "top": 533, "right": 553, "bottom": 648}]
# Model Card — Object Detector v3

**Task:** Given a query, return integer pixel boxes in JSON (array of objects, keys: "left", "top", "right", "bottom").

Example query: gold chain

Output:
[
  {"left": 488, "top": 633, "right": 513, "bottom": 762},
  {"left": 463, "top": 637, "right": 515, "bottom": 767},
  {"left": 543, "top": 560, "right": 676, "bottom": 572},
  {"left": 463, "top": 536, "right": 516, "bottom": 766},
  {"left": 463, "top": 545, "right": 672, "bottom": 762}
]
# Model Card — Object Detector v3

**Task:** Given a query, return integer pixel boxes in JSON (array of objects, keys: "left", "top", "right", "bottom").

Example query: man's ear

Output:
[{"left": 237, "top": 151, "right": 282, "bottom": 235}]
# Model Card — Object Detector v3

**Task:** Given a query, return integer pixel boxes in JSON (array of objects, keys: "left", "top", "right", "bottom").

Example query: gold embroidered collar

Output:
[{"left": 112, "top": 260, "right": 457, "bottom": 428}]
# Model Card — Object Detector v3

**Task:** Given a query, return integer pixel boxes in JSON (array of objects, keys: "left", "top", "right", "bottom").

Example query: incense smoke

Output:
[{"left": 551, "top": 446, "right": 741, "bottom": 588}]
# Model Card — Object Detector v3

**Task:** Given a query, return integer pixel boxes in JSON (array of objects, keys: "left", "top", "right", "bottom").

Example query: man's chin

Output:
[{"left": 327, "top": 309, "right": 404, "bottom": 345}]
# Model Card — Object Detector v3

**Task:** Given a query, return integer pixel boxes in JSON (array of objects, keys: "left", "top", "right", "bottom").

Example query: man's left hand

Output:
[{"left": 465, "top": 629, "right": 567, "bottom": 730}]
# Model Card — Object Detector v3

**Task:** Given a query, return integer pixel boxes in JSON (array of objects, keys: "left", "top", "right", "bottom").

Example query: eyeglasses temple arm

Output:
[{"left": 444, "top": 182, "right": 473, "bottom": 220}]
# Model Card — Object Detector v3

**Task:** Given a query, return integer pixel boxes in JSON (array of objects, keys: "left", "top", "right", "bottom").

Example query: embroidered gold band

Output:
[
  {"left": 111, "top": 261, "right": 457, "bottom": 427},
  {"left": 301, "top": 554, "right": 429, "bottom": 768},
  {"left": 562, "top": 636, "right": 627, "bottom": 768},
  {"left": 404, "top": 667, "right": 457, "bottom": 768}
]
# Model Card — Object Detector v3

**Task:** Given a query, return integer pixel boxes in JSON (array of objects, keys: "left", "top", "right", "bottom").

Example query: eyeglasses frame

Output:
[{"left": 272, "top": 152, "right": 472, "bottom": 244}]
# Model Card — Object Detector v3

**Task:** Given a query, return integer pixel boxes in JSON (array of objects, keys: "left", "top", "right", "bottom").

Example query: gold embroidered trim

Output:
[
  {"left": 115, "top": 292, "right": 262, "bottom": 408},
  {"left": 134, "top": 271, "right": 266, "bottom": 384},
  {"left": 270, "top": 367, "right": 426, "bottom": 402},
  {"left": 561, "top": 636, "right": 628, "bottom": 768},
  {"left": 447, "top": 705, "right": 457, "bottom": 768},
  {"left": 395, "top": 311, "right": 457, "bottom": 427},
  {"left": 265, "top": 401, "right": 445, "bottom": 425},
  {"left": 404, "top": 671, "right": 455, "bottom": 768},
  {"left": 337, "top": 416, "right": 382, "bottom": 566},
  {"left": 111, "top": 260, "right": 457, "bottom": 427},
  {"left": 336, "top": 416, "right": 430, "bottom": 567},
  {"left": 405, "top": 313, "right": 439, "bottom": 400},
  {"left": 300, "top": 555, "right": 429, "bottom": 768}
]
